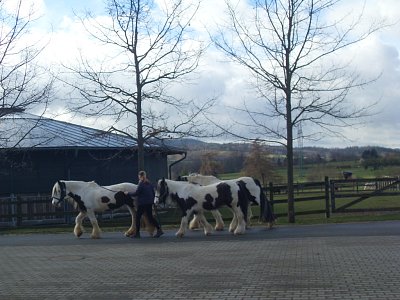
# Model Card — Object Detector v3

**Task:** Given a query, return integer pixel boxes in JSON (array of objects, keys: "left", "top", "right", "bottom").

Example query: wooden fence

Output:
[
  {"left": 266, "top": 176, "right": 400, "bottom": 218},
  {"left": 0, "top": 176, "right": 399, "bottom": 228},
  {"left": 0, "top": 194, "right": 132, "bottom": 228},
  {"left": 266, "top": 177, "right": 331, "bottom": 218},
  {"left": 329, "top": 177, "right": 400, "bottom": 213}
]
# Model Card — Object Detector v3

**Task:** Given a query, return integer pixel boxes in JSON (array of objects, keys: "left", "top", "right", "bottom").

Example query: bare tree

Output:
[
  {"left": 0, "top": 0, "right": 53, "bottom": 147},
  {"left": 241, "top": 141, "right": 276, "bottom": 186},
  {"left": 65, "top": 0, "right": 214, "bottom": 170},
  {"left": 211, "top": 0, "right": 385, "bottom": 222}
]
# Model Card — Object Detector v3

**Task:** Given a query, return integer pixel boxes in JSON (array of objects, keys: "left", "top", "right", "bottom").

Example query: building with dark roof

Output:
[{"left": 0, "top": 112, "right": 185, "bottom": 194}]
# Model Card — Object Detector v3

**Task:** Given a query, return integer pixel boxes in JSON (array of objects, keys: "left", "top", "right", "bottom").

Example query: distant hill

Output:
[
  {"left": 165, "top": 138, "right": 400, "bottom": 179},
  {"left": 162, "top": 138, "right": 210, "bottom": 150},
  {"left": 164, "top": 138, "right": 400, "bottom": 161}
]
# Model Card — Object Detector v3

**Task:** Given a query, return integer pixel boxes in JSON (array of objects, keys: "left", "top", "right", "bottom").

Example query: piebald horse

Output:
[
  {"left": 155, "top": 178, "right": 249, "bottom": 237},
  {"left": 179, "top": 174, "right": 276, "bottom": 228},
  {"left": 175, "top": 178, "right": 225, "bottom": 231},
  {"left": 51, "top": 180, "right": 155, "bottom": 238}
]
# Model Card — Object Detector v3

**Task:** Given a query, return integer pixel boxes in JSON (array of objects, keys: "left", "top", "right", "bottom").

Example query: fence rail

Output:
[
  {"left": 1, "top": 176, "right": 399, "bottom": 228},
  {"left": 267, "top": 177, "right": 331, "bottom": 218},
  {"left": 265, "top": 176, "right": 400, "bottom": 218},
  {"left": 330, "top": 177, "right": 400, "bottom": 213},
  {"left": 0, "top": 194, "right": 132, "bottom": 228}
]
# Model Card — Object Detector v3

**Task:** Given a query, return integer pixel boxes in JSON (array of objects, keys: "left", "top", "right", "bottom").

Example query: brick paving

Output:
[{"left": 0, "top": 221, "right": 399, "bottom": 299}]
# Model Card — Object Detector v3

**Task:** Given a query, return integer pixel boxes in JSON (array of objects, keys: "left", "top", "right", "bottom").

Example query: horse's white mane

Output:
[{"left": 184, "top": 173, "right": 221, "bottom": 186}]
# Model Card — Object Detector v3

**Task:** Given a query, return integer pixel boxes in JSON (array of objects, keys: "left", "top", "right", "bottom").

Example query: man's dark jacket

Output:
[{"left": 128, "top": 181, "right": 155, "bottom": 206}]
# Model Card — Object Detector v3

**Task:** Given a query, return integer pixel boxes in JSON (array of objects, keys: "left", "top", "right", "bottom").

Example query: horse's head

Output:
[
  {"left": 155, "top": 178, "right": 169, "bottom": 205},
  {"left": 51, "top": 180, "right": 67, "bottom": 207},
  {"left": 176, "top": 175, "right": 188, "bottom": 182}
]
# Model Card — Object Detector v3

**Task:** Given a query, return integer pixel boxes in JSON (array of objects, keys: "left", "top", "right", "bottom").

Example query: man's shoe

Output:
[{"left": 153, "top": 230, "right": 164, "bottom": 238}]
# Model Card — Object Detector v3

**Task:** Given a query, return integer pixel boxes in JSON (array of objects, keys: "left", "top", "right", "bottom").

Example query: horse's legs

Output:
[
  {"left": 176, "top": 215, "right": 189, "bottom": 238},
  {"left": 246, "top": 206, "right": 253, "bottom": 228},
  {"left": 142, "top": 210, "right": 156, "bottom": 236},
  {"left": 197, "top": 213, "right": 213, "bottom": 236},
  {"left": 74, "top": 211, "right": 86, "bottom": 238},
  {"left": 86, "top": 210, "right": 101, "bottom": 239},
  {"left": 211, "top": 210, "right": 224, "bottom": 231},
  {"left": 190, "top": 210, "right": 224, "bottom": 231},
  {"left": 189, "top": 214, "right": 201, "bottom": 230},
  {"left": 228, "top": 210, "right": 238, "bottom": 233},
  {"left": 125, "top": 205, "right": 136, "bottom": 237},
  {"left": 232, "top": 206, "right": 246, "bottom": 235}
]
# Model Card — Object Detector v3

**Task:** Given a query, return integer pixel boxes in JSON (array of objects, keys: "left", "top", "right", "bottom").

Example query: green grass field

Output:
[
  {"left": 221, "top": 161, "right": 400, "bottom": 183},
  {"left": 218, "top": 162, "right": 400, "bottom": 225}
]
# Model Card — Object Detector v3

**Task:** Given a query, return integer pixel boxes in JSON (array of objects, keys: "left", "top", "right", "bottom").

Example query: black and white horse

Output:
[
  {"left": 51, "top": 180, "right": 155, "bottom": 238},
  {"left": 179, "top": 174, "right": 276, "bottom": 228},
  {"left": 155, "top": 178, "right": 248, "bottom": 237},
  {"left": 175, "top": 177, "right": 225, "bottom": 231}
]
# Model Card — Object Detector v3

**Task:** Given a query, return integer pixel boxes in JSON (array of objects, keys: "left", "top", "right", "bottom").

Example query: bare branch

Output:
[
  {"left": 211, "top": 0, "right": 388, "bottom": 222},
  {"left": 64, "top": 0, "right": 213, "bottom": 169},
  {"left": 0, "top": 0, "right": 54, "bottom": 148}
]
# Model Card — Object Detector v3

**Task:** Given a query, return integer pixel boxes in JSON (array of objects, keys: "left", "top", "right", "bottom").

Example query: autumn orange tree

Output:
[
  {"left": 199, "top": 152, "right": 224, "bottom": 176},
  {"left": 241, "top": 141, "right": 276, "bottom": 186}
]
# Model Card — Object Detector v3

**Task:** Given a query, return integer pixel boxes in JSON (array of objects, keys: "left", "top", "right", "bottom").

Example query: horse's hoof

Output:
[
  {"left": 175, "top": 233, "right": 184, "bottom": 238},
  {"left": 189, "top": 223, "right": 199, "bottom": 230},
  {"left": 267, "top": 222, "right": 275, "bottom": 229},
  {"left": 234, "top": 227, "right": 246, "bottom": 235},
  {"left": 125, "top": 230, "right": 137, "bottom": 237},
  {"left": 234, "top": 231, "right": 245, "bottom": 235},
  {"left": 215, "top": 227, "right": 224, "bottom": 231}
]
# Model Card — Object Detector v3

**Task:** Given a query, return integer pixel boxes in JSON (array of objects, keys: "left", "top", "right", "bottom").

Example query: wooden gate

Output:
[{"left": 330, "top": 177, "right": 400, "bottom": 213}]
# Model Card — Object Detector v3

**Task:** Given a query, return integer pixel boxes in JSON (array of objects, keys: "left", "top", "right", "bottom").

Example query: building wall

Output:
[{"left": 0, "top": 148, "right": 169, "bottom": 195}]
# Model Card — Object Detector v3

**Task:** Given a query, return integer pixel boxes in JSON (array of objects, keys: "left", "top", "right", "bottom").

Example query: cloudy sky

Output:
[{"left": 12, "top": 0, "right": 400, "bottom": 149}]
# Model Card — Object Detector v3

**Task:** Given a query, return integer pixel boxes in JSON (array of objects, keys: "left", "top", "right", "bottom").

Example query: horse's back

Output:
[{"left": 105, "top": 182, "right": 137, "bottom": 192}]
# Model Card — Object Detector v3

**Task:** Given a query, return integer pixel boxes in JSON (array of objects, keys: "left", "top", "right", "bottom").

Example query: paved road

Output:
[{"left": 1, "top": 221, "right": 399, "bottom": 299}]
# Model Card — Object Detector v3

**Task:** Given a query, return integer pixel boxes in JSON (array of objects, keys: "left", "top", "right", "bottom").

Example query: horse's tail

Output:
[
  {"left": 236, "top": 181, "right": 249, "bottom": 223},
  {"left": 254, "top": 178, "right": 276, "bottom": 226}
]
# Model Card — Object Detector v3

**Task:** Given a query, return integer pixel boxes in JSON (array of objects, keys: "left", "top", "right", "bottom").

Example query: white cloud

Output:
[{"left": 19, "top": 0, "right": 400, "bottom": 149}]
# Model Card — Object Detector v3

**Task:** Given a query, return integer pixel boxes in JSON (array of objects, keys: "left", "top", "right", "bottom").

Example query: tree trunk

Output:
[
  {"left": 136, "top": 83, "right": 145, "bottom": 171},
  {"left": 137, "top": 104, "right": 144, "bottom": 170},
  {"left": 286, "top": 123, "right": 295, "bottom": 223},
  {"left": 286, "top": 7, "right": 295, "bottom": 223}
]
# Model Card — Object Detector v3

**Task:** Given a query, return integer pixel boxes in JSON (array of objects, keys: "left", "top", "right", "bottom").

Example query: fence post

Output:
[
  {"left": 330, "top": 180, "right": 336, "bottom": 213},
  {"left": 16, "top": 196, "right": 22, "bottom": 227},
  {"left": 269, "top": 182, "right": 274, "bottom": 214},
  {"left": 324, "top": 176, "right": 330, "bottom": 218}
]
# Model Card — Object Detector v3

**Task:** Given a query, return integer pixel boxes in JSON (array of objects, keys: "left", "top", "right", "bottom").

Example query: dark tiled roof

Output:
[{"left": 0, "top": 113, "right": 183, "bottom": 154}]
